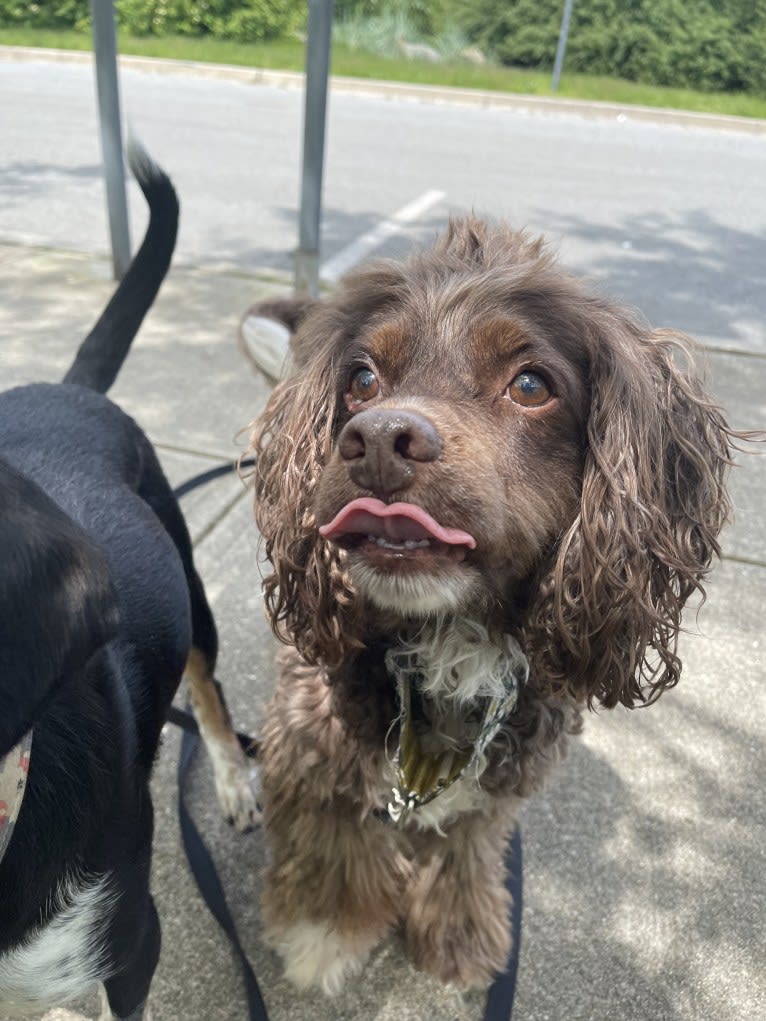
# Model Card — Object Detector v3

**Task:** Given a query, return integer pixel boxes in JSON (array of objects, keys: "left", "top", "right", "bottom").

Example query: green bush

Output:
[
  {"left": 113, "top": 0, "right": 304, "bottom": 41},
  {"left": 447, "top": 0, "right": 766, "bottom": 95},
  {"left": 0, "top": 0, "right": 304, "bottom": 42},
  {"left": 224, "top": 1, "right": 303, "bottom": 42},
  {"left": 740, "top": 29, "right": 766, "bottom": 93},
  {"left": 0, "top": 0, "right": 90, "bottom": 29}
]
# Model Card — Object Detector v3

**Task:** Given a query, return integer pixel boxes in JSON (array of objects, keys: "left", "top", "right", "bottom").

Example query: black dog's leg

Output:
[
  {"left": 102, "top": 894, "right": 160, "bottom": 1021},
  {"left": 136, "top": 450, "right": 259, "bottom": 830},
  {"left": 184, "top": 567, "right": 259, "bottom": 832},
  {"left": 185, "top": 640, "right": 260, "bottom": 832},
  {"left": 134, "top": 441, "right": 219, "bottom": 672}
]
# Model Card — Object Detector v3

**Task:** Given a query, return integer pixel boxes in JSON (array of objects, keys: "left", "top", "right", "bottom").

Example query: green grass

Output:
[{"left": 2, "top": 26, "right": 766, "bottom": 120}]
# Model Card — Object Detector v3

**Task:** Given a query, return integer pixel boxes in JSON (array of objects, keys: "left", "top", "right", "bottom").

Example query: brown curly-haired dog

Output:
[{"left": 250, "top": 218, "right": 734, "bottom": 994}]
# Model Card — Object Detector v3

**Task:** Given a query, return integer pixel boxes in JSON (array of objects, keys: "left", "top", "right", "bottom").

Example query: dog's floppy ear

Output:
[
  {"left": 250, "top": 297, "right": 317, "bottom": 346},
  {"left": 242, "top": 296, "right": 320, "bottom": 374},
  {"left": 0, "top": 461, "right": 119, "bottom": 754},
  {"left": 251, "top": 302, "right": 360, "bottom": 670},
  {"left": 523, "top": 313, "right": 733, "bottom": 709}
]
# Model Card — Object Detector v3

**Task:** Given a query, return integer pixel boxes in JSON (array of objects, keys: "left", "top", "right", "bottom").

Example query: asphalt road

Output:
[{"left": 1, "top": 56, "right": 765, "bottom": 357}]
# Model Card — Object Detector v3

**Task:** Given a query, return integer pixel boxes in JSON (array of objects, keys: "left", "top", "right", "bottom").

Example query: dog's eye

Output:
[
  {"left": 347, "top": 367, "right": 380, "bottom": 408},
  {"left": 506, "top": 371, "right": 551, "bottom": 407}
]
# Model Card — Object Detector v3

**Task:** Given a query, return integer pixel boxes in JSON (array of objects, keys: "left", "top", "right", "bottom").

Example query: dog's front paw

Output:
[
  {"left": 410, "top": 935, "right": 507, "bottom": 990},
  {"left": 271, "top": 921, "right": 371, "bottom": 995},
  {"left": 214, "top": 760, "right": 261, "bottom": 833},
  {"left": 406, "top": 913, "right": 511, "bottom": 990}
]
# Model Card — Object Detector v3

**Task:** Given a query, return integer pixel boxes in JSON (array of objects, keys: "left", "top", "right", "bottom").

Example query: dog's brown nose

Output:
[{"left": 338, "top": 409, "right": 442, "bottom": 495}]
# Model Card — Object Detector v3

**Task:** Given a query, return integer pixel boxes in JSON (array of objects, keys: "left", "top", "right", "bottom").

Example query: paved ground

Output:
[{"left": 1, "top": 53, "right": 765, "bottom": 1021}]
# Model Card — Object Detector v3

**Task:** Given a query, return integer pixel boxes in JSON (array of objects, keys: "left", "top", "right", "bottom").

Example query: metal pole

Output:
[
  {"left": 295, "top": 0, "right": 334, "bottom": 297},
  {"left": 90, "top": 0, "right": 131, "bottom": 279},
  {"left": 552, "top": 0, "right": 575, "bottom": 92}
]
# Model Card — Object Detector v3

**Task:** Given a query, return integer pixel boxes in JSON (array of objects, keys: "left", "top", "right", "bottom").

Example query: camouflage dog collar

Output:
[
  {"left": 384, "top": 640, "right": 528, "bottom": 827},
  {"left": 0, "top": 730, "right": 32, "bottom": 862}
]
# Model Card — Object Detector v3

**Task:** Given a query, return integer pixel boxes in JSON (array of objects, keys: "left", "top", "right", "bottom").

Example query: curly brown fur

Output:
[{"left": 250, "top": 216, "right": 736, "bottom": 992}]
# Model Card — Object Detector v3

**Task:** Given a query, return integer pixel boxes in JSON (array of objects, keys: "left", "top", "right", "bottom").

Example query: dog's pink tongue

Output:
[{"left": 319, "top": 498, "right": 476, "bottom": 548}]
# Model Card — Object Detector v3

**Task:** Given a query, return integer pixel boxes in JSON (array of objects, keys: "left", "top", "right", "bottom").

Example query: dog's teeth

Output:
[{"left": 367, "top": 534, "right": 432, "bottom": 551}]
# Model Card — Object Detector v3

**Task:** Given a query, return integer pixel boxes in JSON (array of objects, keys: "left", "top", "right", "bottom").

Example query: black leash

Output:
[
  {"left": 170, "top": 464, "right": 522, "bottom": 1020},
  {"left": 175, "top": 705, "right": 270, "bottom": 1021},
  {"left": 486, "top": 825, "right": 523, "bottom": 1021},
  {"left": 172, "top": 456, "right": 255, "bottom": 500}
]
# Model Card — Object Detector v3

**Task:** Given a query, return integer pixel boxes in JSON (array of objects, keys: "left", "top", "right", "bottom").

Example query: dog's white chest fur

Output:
[{"left": 0, "top": 875, "right": 115, "bottom": 1012}]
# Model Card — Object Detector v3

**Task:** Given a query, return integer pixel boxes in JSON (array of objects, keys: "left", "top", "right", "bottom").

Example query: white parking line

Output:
[{"left": 321, "top": 189, "right": 447, "bottom": 283}]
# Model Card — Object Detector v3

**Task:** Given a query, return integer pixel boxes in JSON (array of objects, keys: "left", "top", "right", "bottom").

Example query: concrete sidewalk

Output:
[{"left": 0, "top": 240, "right": 764, "bottom": 1021}]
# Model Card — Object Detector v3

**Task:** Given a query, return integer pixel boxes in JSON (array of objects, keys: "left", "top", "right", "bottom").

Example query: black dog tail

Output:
[{"left": 63, "top": 138, "right": 179, "bottom": 393}]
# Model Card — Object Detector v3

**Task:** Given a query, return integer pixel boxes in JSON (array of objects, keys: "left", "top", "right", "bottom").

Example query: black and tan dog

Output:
[{"left": 0, "top": 144, "right": 256, "bottom": 1019}]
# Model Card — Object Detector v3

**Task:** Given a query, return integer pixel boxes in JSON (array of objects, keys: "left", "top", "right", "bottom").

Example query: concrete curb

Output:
[{"left": 2, "top": 43, "right": 766, "bottom": 135}]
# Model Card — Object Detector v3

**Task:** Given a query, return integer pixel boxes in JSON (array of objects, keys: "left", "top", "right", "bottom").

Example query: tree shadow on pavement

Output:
[
  {"left": 534, "top": 206, "right": 766, "bottom": 354},
  {"left": 519, "top": 676, "right": 766, "bottom": 1020}
]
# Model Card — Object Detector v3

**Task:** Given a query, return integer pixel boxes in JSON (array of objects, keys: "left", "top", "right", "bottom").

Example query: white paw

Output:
[
  {"left": 274, "top": 921, "right": 369, "bottom": 995},
  {"left": 214, "top": 760, "right": 261, "bottom": 832},
  {"left": 42, "top": 1010, "right": 91, "bottom": 1021},
  {"left": 95, "top": 985, "right": 152, "bottom": 1021}
]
